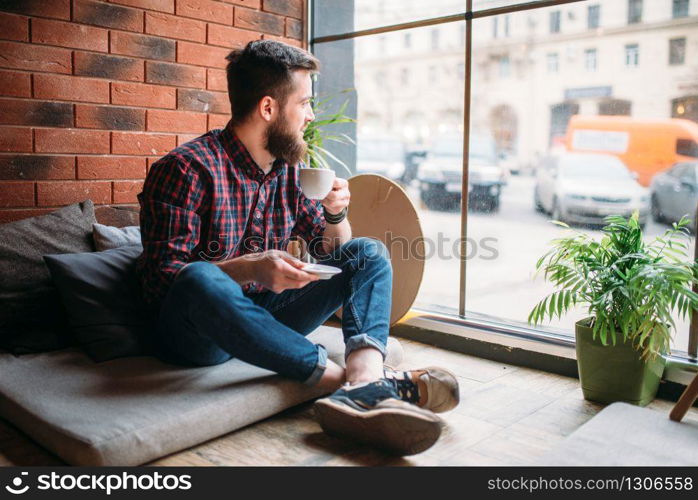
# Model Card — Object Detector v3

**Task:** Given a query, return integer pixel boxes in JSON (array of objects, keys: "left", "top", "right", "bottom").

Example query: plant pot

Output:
[
  {"left": 575, "top": 317, "right": 665, "bottom": 406},
  {"left": 299, "top": 167, "right": 335, "bottom": 200}
]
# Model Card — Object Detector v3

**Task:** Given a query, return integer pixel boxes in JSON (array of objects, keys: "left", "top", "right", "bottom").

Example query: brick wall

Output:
[{"left": 0, "top": 0, "right": 305, "bottom": 223}]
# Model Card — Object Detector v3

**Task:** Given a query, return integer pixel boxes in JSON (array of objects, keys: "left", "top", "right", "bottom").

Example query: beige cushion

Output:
[
  {"left": 0, "top": 326, "right": 402, "bottom": 466},
  {"left": 537, "top": 402, "right": 698, "bottom": 465}
]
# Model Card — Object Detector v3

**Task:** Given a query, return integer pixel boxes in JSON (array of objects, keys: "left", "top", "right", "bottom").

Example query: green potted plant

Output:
[
  {"left": 299, "top": 93, "right": 355, "bottom": 199},
  {"left": 528, "top": 212, "right": 698, "bottom": 406}
]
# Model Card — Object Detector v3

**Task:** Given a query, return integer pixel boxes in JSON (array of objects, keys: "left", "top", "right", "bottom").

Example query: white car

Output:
[{"left": 534, "top": 152, "right": 650, "bottom": 227}]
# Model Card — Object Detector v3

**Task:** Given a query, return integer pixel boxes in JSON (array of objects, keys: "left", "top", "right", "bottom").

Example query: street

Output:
[{"left": 402, "top": 175, "right": 695, "bottom": 354}]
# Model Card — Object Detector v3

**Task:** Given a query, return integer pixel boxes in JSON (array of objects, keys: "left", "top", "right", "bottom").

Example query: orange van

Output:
[{"left": 564, "top": 115, "right": 698, "bottom": 186}]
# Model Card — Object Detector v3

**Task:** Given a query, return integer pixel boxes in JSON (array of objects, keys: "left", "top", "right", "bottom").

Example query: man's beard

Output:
[{"left": 265, "top": 113, "right": 307, "bottom": 166}]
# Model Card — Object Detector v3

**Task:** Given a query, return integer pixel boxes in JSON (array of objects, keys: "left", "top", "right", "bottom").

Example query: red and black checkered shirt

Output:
[{"left": 136, "top": 120, "right": 327, "bottom": 308}]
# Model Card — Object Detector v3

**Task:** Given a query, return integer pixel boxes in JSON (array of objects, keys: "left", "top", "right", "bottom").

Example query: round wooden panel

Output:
[{"left": 347, "top": 174, "right": 425, "bottom": 325}]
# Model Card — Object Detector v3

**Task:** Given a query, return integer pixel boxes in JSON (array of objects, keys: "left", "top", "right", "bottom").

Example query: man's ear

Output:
[{"left": 258, "top": 96, "right": 278, "bottom": 123}]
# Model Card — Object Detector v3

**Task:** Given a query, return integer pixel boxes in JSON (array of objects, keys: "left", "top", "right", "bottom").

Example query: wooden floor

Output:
[{"left": 1, "top": 337, "right": 696, "bottom": 466}]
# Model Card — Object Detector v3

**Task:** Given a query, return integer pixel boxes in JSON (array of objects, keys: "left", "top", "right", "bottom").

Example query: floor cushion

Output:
[
  {"left": 537, "top": 402, "right": 698, "bottom": 465},
  {"left": 0, "top": 327, "right": 403, "bottom": 466}
]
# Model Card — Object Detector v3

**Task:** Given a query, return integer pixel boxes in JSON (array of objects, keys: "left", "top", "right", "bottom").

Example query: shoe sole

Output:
[{"left": 314, "top": 398, "right": 442, "bottom": 456}]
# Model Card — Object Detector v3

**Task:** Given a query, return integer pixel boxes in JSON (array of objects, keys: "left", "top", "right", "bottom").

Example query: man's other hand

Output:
[{"left": 248, "top": 249, "right": 319, "bottom": 293}]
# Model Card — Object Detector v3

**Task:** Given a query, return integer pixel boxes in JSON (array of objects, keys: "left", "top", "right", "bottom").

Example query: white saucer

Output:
[{"left": 301, "top": 263, "right": 342, "bottom": 280}]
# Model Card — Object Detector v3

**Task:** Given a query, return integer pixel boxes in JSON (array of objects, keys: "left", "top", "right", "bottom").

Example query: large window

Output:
[
  {"left": 670, "top": 37, "right": 686, "bottom": 65},
  {"left": 625, "top": 43, "right": 639, "bottom": 67},
  {"left": 673, "top": 0, "right": 690, "bottom": 19},
  {"left": 588, "top": 4, "right": 600, "bottom": 29},
  {"left": 311, "top": 0, "right": 698, "bottom": 357},
  {"left": 628, "top": 0, "right": 642, "bottom": 24}
]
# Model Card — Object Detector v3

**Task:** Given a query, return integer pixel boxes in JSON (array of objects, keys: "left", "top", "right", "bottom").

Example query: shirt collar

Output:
[{"left": 221, "top": 120, "right": 287, "bottom": 182}]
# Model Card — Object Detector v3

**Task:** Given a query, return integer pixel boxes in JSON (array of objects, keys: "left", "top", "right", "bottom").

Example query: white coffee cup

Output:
[{"left": 299, "top": 167, "right": 335, "bottom": 200}]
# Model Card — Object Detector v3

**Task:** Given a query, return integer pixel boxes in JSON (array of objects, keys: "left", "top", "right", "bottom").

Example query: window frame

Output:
[{"left": 308, "top": 0, "right": 698, "bottom": 367}]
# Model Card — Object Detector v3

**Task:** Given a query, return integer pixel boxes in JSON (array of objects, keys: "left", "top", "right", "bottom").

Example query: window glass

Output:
[
  {"left": 467, "top": 5, "right": 697, "bottom": 354},
  {"left": 312, "top": 0, "right": 698, "bottom": 355},
  {"left": 669, "top": 37, "right": 686, "bottom": 65},
  {"left": 628, "top": 0, "right": 642, "bottom": 24},
  {"left": 313, "top": 23, "right": 467, "bottom": 312}
]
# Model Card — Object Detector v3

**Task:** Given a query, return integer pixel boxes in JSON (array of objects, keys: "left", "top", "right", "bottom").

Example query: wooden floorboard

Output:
[{"left": 2, "top": 337, "right": 696, "bottom": 466}]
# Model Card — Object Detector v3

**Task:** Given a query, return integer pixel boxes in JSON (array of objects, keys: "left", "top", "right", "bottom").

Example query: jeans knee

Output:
[{"left": 342, "top": 237, "right": 391, "bottom": 272}]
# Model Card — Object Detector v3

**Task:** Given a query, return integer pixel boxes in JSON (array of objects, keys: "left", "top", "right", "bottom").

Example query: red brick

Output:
[
  {"left": 286, "top": 17, "right": 303, "bottom": 40},
  {"left": 208, "top": 113, "right": 229, "bottom": 130},
  {"left": 145, "top": 61, "right": 206, "bottom": 88},
  {"left": 176, "top": 0, "right": 233, "bottom": 24},
  {"left": 77, "top": 156, "right": 146, "bottom": 179},
  {"left": 0, "top": 98, "right": 73, "bottom": 127},
  {"left": 0, "top": 0, "right": 70, "bottom": 20},
  {"left": 0, "top": 70, "right": 32, "bottom": 98},
  {"left": 207, "top": 23, "right": 261, "bottom": 48},
  {"left": 263, "top": 0, "right": 302, "bottom": 19},
  {"left": 73, "top": 0, "right": 144, "bottom": 33},
  {"left": 35, "top": 129, "right": 110, "bottom": 154},
  {"left": 146, "top": 109, "right": 207, "bottom": 133},
  {"left": 0, "top": 208, "right": 54, "bottom": 223},
  {"left": 112, "top": 131, "right": 176, "bottom": 155},
  {"left": 31, "top": 18, "right": 108, "bottom": 52},
  {"left": 178, "top": 89, "right": 229, "bottom": 114},
  {"left": 111, "top": 81, "right": 176, "bottom": 108},
  {"left": 235, "top": 7, "right": 284, "bottom": 36},
  {"left": 177, "top": 41, "right": 230, "bottom": 69},
  {"left": 110, "top": 31, "right": 175, "bottom": 61},
  {"left": 207, "top": 68, "right": 227, "bottom": 92},
  {"left": 113, "top": 180, "right": 144, "bottom": 203},
  {"left": 74, "top": 52, "right": 144, "bottom": 82},
  {"left": 144, "top": 12, "right": 206, "bottom": 42},
  {"left": 108, "top": 0, "right": 174, "bottom": 13},
  {"left": 33, "top": 74, "right": 109, "bottom": 103},
  {"left": 0, "top": 127, "right": 32, "bottom": 152},
  {"left": 0, "top": 41, "right": 71, "bottom": 74},
  {"left": 261, "top": 34, "right": 301, "bottom": 48},
  {"left": 220, "top": 0, "right": 260, "bottom": 8},
  {"left": 37, "top": 180, "right": 111, "bottom": 206},
  {"left": 146, "top": 156, "right": 160, "bottom": 171},
  {"left": 76, "top": 104, "right": 145, "bottom": 130},
  {"left": 0, "top": 13, "right": 28, "bottom": 42},
  {"left": 0, "top": 182, "right": 34, "bottom": 207},
  {"left": 0, "top": 155, "right": 75, "bottom": 180},
  {"left": 177, "top": 134, "right": 200, "bottom": 146}
]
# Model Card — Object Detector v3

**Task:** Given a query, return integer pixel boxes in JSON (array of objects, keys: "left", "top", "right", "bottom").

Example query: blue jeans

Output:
[{"left": 152, "top": 237, "right": 393, "bottom": 386}]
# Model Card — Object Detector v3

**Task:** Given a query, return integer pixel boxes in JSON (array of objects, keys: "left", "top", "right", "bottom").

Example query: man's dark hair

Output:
[{"left": 226, "top": 40, "right": 319, "bottom": 125}]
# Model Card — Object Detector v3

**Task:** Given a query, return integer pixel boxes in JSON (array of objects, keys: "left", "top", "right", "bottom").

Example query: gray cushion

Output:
[
  {"left": 0, "top": 200, "right": 96, "bottom": 354},
  {"left": 43, "top": 245, "right": 152, "bottom": 362},
  {"left": 0, "top": 327, "right": 403, "bottom": 466},
  {"left": 537, "top": 402, "right": 698, "bottom": 465},
  {"left": 92, "top": 223, "right": 141, "bottom": 251}
]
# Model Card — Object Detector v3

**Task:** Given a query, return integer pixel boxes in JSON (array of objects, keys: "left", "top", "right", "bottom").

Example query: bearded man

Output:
[{"left": 136, "top": 40, "right": 458, "bottom": 455}]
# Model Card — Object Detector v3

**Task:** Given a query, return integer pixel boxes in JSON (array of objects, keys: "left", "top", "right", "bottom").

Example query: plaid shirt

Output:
[{"left": 136, "top": 120, "right": 327, "bottom": 309}]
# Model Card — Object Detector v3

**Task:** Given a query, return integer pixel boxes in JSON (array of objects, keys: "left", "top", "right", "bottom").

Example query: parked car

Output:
[
  {"left": 650, "top": 161, "right": 698, "bottom": 227},
  {"left": 534, "top": 152, "right": 650, "bottom": 227},
  {"left": 417, "top": 133, "right": 507, "bottom": 212},
  {"left": 355, "top": 135, "right": 406, "bottom": 181}
]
